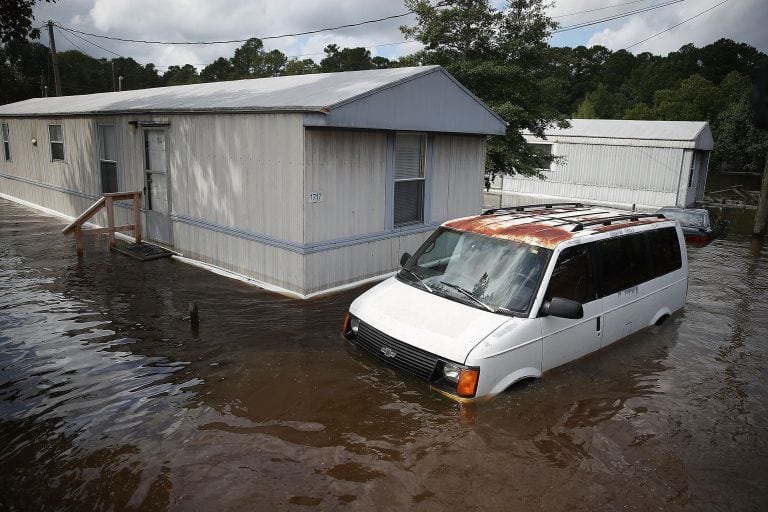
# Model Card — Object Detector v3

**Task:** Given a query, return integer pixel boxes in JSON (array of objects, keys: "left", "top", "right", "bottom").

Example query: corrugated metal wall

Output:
[
  {"left": 501, "top": 143, "right": 687, "bottom": 209},
  {"left": 303, "top": 129, "right": 388, "bottom": 244},
  {"left": 302, "top": 131, "right": 486, "bottom": 295},
  {"left": 430, "top": 135, "right": 485, "bottom": 222},
  {"left": 1, "top": 115, "right": 487, "bottom": 296},
  {"left": 0, "top": 116, "right": 125, "bottom": 228}
]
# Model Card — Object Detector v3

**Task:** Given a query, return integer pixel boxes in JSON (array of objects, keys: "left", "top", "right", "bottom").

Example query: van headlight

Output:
[
  {"left": 342, "top": 313, "right": 360, "bottom": 339},
  {"left": 439, "top": 361, "right": 480, "bottom": 398},
  {"left": 442, "top": 362, "right": 461, "bottom": 383}
]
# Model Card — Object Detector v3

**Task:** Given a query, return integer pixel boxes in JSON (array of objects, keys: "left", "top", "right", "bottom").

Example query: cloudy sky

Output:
[{"left": 31, "top": 0, "right": 768, "bottom": 72}]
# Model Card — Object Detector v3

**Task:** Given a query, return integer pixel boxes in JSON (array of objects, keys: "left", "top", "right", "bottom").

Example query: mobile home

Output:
[{"left": 0, "top": 66, "right": 506, "bottom": 297}]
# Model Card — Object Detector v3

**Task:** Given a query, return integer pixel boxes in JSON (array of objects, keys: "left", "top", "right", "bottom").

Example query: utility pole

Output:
[{"left": 47, "top": 21, "right": 62, "bottom": 97}]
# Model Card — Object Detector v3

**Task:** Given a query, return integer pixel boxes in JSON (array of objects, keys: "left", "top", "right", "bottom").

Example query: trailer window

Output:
[
  {"left": 393, "top": 132, "right": 426, "bottom": 226},
  {"left": 49, "top": 124, "right": 65, "bottom": 161},
  {"left": 1, "top": 123, "right": 10, "bottom": 162}
]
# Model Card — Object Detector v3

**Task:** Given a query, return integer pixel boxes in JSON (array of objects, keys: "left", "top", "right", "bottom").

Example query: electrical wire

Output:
[
  {"left": 52, "top": 10, "right": 416, "bottom": 46},
  {"left": 624, "top": 0, "right": 730, "bottom": 49},
  {"left": 56, "top": 25, "right": 125, "bottom": 59},
  {"left": 552, "top": 0, "right": 654, "bottom": 19},
  {"left": 553, "top": 0, "right": 685, "bottom": 33},
  {"left": 54, "top": 26, "right": 89, "bottom": 54}
]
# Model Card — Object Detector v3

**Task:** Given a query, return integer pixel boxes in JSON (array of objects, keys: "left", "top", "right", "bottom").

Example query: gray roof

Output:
[
  {"left": 526, "top": 119, "right": 713, "bottom": 150},
  {"left": 0, "top": 66, "right": 507, "bottom": 135}
]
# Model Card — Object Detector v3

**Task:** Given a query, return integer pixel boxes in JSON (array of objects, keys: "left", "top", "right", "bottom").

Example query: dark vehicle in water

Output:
[{"left": 656, "top": 207, "right": 724, "bottom": 245}]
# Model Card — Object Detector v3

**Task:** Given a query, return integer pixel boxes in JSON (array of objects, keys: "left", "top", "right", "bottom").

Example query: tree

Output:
[
  {"left": 200, "top": 57, "right": 235, "bottom": 82},
  {"left": 320, "top": 45, "right": 374, "bottom": 72},
  {"left": 401, "top": 0, "right": 567, "bottom": 176},
  {"left": 713, "top": 95, "right": 768, "bottom": 173},
  {"left": 57, "top": 50, "right": 108, "bottom": 95},
  {"left": 283, "top": 58, "right": 319, "bottom": 76},
  {"left": 0, "top": 0, "right": 55, "bottom": 44},
  {"left": 110, "top": 57, "right": 162, "bottom": 90},
  {"left": 231, "top": 38, "right": 287, "bottom": 78},
  {"left": 163, "top": 64, "right": 200, "bottom": 86}
]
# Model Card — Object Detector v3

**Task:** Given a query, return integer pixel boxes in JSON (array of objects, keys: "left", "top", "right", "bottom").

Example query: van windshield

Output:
[{"left": 398, "top": 228, "right": 551, "bottom": 314}]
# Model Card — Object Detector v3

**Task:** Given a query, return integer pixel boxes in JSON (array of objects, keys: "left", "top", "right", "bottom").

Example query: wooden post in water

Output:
[
  {"left": 133, "top": 192, "right": 142, "bottom": 244},
  {"left": 105, "top": 195, "right": 116, "bottom": 249},
  {"left": 754, "top": 156, "right": 768, "bottom": 236},
  {"left": 74, "top": 225, "right": 83, "bottom": 257}
]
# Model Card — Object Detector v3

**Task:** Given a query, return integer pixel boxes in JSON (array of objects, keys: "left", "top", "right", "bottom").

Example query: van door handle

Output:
[{"left": 596, "top": 316, "right": 601, "bottom": 332}]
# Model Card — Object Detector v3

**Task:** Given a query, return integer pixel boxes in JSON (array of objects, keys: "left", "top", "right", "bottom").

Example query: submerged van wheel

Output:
[{"left": 655, "top": 314, "right": 670, "bottom": 326}]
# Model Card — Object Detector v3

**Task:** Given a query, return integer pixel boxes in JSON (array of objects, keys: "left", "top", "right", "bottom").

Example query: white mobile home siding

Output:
[
  {"left": 301, "top": 130, "right": 486, "bottom": 295},
  {"left": 490, "top": 120, "right": 713, "bottom": 211},
  {"left": 1, "top": 66, "right": 505, "bottom": 297},
  {"left": 0, "top": 116, "right": 116, "bottom": 227},
  {"left": 502, "top": 143, "right": 685, "bottom": 209}
]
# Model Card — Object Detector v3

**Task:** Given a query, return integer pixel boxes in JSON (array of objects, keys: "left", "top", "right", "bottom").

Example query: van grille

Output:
[{"left": 355, "top": 321, "right": 440, "bottom": 381}]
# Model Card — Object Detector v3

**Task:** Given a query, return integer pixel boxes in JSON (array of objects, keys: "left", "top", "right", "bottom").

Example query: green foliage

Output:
[
  {"left": 163, "top": 64, "right": 200, "bottom": 86},
  {"left": 283, "top": 58, "right": 320, "bottom": 76},
  {"left": 713, "top": 94, "right": 768, "bottom": 173},
  {"left": 200, "top": 57, "right": 235, "bottom": 82},
  {"left": 320, "top": 45, "right": 374, "bottom": 72},
  {"left": 231, "top": 38, "right": 287, "bottom": 78},
  {"left": 402, "top": 0, "right": 567, "bottom": 177},
  {"left": 0, "top": 0, "right": 54, "bottom": 44}
]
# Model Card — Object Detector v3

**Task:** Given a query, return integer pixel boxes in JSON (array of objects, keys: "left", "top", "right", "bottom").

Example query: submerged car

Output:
[
  {"left": 343, "top": 203, "right": 688, "bottom": 402},
  {"left": 656, "top": 207, "right": 722, "bottom": 245}
]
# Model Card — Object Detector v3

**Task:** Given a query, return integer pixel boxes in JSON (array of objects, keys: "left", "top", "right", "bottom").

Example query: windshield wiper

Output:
[
  {"left": 400, "top": 268, "right": 433, "bottom": 292},
  {"left": 439, "top": 281, "right": 495, "bottom": 312}
]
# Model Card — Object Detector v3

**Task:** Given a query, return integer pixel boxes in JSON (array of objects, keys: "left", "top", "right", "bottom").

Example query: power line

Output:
[
  {"left": 624, "top": 0, "right": 730, "bottom": 49},
  {"left": 56, "top": 25, "right": 125, "bottom": 59},
  {"left": 54, "top": 26, "right": 88, "bottom": 54},
  {"left": 553, "top": 0, "right": 686, "bottom": 33},
  {"left": 52, "top": 10, "right": 416, "bottom": 46},
  {"left": 552, "top": 0, "right": 654, "bottom": 19}
]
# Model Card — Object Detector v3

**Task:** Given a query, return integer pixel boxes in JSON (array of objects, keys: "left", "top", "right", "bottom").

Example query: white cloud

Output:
[
  {"left": 563, "top": 0, "right": 768, "bottom": 54},
  {"left": 33, "top": 0, "right": 419, "bottom": 69},
  {"left": 31, "top": 0, "right": 766, "bottom": 72}
]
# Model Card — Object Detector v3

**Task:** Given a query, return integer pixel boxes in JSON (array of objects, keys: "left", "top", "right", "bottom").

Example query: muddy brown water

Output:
[{"left": 0, "top": 197, "right": 766, "bottom": 511}]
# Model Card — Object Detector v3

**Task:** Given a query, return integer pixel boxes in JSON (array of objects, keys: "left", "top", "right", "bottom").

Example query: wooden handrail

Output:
[{"left": 62, "top": 191, "right": 142, "bottom": 256}]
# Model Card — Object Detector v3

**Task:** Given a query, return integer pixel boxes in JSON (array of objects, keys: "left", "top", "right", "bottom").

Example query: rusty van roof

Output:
[{"left": 443, "top": 203, "right": 671, "bottom": 249}]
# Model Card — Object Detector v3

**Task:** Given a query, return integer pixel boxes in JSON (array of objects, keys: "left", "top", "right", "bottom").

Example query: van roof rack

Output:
[
  {"left": 482, "top": 203, "right": 585, "bottom": 216},
  {"left": 570, "top": 213, "right": 665, "bottom": 232}
]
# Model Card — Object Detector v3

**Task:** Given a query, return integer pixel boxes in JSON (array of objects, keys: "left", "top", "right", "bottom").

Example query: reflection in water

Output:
[{"left": 1, "top": 198, "right": 767, "bottom": 511}]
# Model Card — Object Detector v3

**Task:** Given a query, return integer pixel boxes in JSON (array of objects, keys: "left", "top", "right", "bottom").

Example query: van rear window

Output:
[{"left": 648, "top": 227, "right": 682, "bottom": 277}]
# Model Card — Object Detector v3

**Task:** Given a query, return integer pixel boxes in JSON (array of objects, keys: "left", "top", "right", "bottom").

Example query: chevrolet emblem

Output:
[{"left": 380, "top": 346, "right": 397, "bottom": 358}]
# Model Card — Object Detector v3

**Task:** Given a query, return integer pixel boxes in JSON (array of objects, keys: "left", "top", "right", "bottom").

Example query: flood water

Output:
[{"left": 1, "top": 197, "right": 766, "bottom": 511}]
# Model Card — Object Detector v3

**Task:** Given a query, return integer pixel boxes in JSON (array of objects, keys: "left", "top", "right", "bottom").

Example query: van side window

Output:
[
  {"left": 647, "top": 227, "right": 682, "bottom": 277},
  {"left": 545, "top": 245, "right": 596, "bottom": 304},
  {"left": 598, "top": 233, "right": 650, "bottom": 295}
]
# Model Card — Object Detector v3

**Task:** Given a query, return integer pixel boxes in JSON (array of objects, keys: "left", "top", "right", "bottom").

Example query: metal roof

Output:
[
  {"left": 0, "top": 66, "right": 507, "bottom": 135},
  {"left": 525, "top": 119, "right": 713, "bottom": 150},
  {"left": 444, "top": 204, "right": 672, "bottom": 249}
]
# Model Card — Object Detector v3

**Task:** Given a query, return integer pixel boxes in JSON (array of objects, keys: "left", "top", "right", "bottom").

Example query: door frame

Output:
[{"left": 143, "top": 127, "right": 173, "bottom": 246}]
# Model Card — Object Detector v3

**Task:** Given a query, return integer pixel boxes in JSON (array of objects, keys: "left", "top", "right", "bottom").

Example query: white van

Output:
[{"left": 342, "top": 204, "right": 688, "bottom": 401}]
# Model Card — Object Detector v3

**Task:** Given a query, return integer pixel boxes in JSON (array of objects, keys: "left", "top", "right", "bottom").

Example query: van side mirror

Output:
[
  {"left": 400, "top": 252, "right": 411, "bottom": 267},
  {"left": 540, "top": 297, "right": 584, "bottom": 319}
]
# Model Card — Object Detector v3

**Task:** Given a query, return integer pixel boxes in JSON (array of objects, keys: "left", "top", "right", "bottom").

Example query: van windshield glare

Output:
[{"left": 398, "top": 228, "right": 552, "bottom": 314}]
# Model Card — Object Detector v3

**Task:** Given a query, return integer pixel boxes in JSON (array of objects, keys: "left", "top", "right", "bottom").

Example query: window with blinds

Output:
[
  {"left": 98, "top": 124, "right": 118, "bottom": 193},
  {"left": 394, "top": 133, "right": 426, "bottom": 226},
  {"left": 1, "top": 123, "right": 10, "bottom": 162},
  {"left": 49, "top": 124, "right": 64, "bottom": 161}
]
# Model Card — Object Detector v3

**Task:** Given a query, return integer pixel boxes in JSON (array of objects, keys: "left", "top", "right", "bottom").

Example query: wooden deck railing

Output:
[{"left": 62, "top": 191, "right": 142, "bottom": 256}]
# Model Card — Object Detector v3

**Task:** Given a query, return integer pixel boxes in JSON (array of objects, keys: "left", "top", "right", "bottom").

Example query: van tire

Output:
[{"left": 654, "top": 314, "right": 670, "bottom": 326}]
